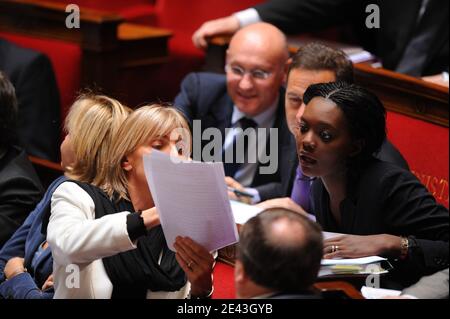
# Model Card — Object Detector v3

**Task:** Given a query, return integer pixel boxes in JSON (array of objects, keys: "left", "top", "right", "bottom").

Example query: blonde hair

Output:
[
  {"left": 64, "top": 94, "right": 130, "bottom": 186},
  {"left": 105, "top": 104, "right": 191, "bottom": 201}
]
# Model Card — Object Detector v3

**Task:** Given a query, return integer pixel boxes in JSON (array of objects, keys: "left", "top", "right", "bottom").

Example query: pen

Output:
[{"left": 227, "top": 187, "right": 254, "bottom": 198}]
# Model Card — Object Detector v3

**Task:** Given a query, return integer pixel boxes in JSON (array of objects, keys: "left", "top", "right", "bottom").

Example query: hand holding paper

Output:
[{"left": 143, "top": 150, "right": 239, "bottom": 252}]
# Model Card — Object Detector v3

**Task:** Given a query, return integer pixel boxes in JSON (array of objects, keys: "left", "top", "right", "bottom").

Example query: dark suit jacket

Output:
[
  {"left": 174, "top": 72, "right": 297, "bottom": 201},
  {"left": 311, "top": 158, "right": 449, "bottom": 288},
  {"left": 0, "top": 38, "right": 61, "bottom": 161},
  {"left": 254, "top": 0, "right": 449, "bottom": 75},
  {"left": 0, "top": 146, "right": 43, "bottom": 248}
]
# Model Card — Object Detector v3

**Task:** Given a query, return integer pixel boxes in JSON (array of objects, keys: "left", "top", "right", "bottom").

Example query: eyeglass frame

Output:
[{"left": 224, "top": 64, "right": 273, "bottom": 80}]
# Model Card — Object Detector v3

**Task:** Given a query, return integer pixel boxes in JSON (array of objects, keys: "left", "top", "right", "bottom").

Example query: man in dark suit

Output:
[
  {"left": 235, "top": 208, "right": 323, "bottom": 298},
  {"left": 174, "top": 23, "right": 294, "bottom": 202},
  {"left": 0, "top": 38, "right": 61, "bottom": 162},
  {"left": 193, "top": 0, "right": 449, "bottom": 80},
  {"left": 0, "top": 71, "right": 43, "bottom": 248}
]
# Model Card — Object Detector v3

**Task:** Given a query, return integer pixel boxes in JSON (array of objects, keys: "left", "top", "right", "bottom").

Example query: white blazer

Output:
[{"left": 47, "top": 182, "right": 189, "bottom": 299}]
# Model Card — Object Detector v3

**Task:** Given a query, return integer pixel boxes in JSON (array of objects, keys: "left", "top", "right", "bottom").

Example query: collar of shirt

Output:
[{"left": 231, "top": 96, "right": 279, "bottom": 129}]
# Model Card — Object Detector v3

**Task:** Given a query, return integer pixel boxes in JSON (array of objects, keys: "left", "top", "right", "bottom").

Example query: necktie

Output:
[
  {"left": 290, "top": 166, "right": 311, "bottom": 212},
  {"left": 223, "top": 117, "right": 257, "bottom": 178}
]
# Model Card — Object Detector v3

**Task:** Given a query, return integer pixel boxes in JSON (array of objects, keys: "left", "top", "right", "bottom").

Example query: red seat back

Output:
[
  {"left": 154, "top": 0, "right": 263, "bottom": 32},
  {"left": 387, "top": 111, "right": 449, "bottom": 208}
]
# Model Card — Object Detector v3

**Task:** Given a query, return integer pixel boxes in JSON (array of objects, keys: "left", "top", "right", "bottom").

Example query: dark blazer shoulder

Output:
[
  {"left": 174, "top": 72, "right": 232, "bottom": 125},
  {"left": 0, "top": 39, "right": 46, "bottom": 75},
  {"left": 0, "top": 147, "right": 42, "bottom": 189}
]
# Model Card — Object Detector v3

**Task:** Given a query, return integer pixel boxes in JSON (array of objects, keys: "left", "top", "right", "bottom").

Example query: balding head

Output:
[
  {"left": 235, "top": 208, "right": 323, "bottom": 297},
  {"left": 229, "top": 23, "right": 289, "bottom": 66},
  {"left": 226, "top": 23, "right": 289, "bottom": 116}
]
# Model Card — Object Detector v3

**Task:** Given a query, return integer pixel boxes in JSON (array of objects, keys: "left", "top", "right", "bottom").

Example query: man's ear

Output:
[
  {"left": 122, "top": 156, "right": 133, "bottom": 172},
  {"left": 234, "top": 260, "right": 246, "bottom": 284},
  {"left": 282, "top": 58, "right": 292, "bottom": 84},
  {"left": 349, "top": 139, "right": 364, "bottom": 157}
]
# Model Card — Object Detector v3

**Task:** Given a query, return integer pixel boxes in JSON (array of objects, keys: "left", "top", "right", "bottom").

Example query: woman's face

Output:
[
  {"left": 295, "top": 97, "right": 357, "bottom": 179},
  {"left": 124, "top": 133, "right": 186, "bottom": 187},
  {"left": 60, "top": 134, "right": 76, "bottom": 170}
]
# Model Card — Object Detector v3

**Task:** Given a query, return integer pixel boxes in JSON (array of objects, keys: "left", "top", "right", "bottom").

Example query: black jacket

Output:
[
  {"left": 0, "top": 146, "right": 43, "bottom": 248},
  {"left": 254, "top": 0, "right": 449, "bottom": 75},
  {"left": 0, "top": 38, "right": 61, "bottom": 161},
  {"left": 312, "top": 158, "right": 449, "bottom": 287}
]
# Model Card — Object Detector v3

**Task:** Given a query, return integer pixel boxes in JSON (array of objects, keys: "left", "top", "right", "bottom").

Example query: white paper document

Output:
[
  {"left": 321, "top": 256, "right": 387, "bottom": 266},
  {"left": 143, "top": 150, "right": 239, "bottom": 252},
  {"left": 361, "top": 286, "right": 402, "bottom": 299},
  {"left": 230, "top": 200, "right": 263, "bottom": 225}
]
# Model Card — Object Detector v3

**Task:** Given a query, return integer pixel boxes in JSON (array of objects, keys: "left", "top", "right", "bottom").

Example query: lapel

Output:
[
  {"left": 199, "top": 93, "right": 233, "bottom": 149},
  {"left": 252, "top": 88, "right": 287, "bottom": 185},
  {"left": 339, "top": 175, "right": 361, "bottom": 234}
]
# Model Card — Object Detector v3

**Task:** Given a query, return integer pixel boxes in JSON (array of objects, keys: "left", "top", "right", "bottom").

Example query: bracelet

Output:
[
  {"left": 189, "top": 286, "right": 214, "bottom": 299},
  {"left": 400, "top": 236, "right": 409, "bottom": 260}
]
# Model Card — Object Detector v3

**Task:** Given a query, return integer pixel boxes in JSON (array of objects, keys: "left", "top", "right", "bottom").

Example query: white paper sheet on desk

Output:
[
  {"left": 360, "top": 286, "right": 402, "bottom": 299},
  {"left": 322, "top": 231, "right": 343, "bottom": 240},
  {"left": 321, "top": 256, "right": 387, "bottom": 266},
  {"left": 143, "top": 150, "right": 239, "bottom": 252},
  {"left": 230, "top": 200, "right": 263, "bottom": 225},
  {"left": 230, "top": 201, "right": 316, "bottom": 225}
]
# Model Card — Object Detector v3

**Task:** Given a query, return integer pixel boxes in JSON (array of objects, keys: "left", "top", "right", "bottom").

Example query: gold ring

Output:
[
  {"left": 331, "top": 245, "right": 336, "bottom": 253},
  {"left": 187, "top": 260, "right": 194, "bottom": 269},
  {"left": 335, "top": 245, "right": 339, "bottom": 252}
]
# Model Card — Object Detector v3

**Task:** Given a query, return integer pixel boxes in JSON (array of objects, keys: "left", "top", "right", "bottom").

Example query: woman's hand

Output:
[
  {"left": 174, "top": 236, "right": 215, "bottom": 298},
  {"left": 323, "top": 234, "right": 402, "bottom": 259},
  {"left": 256, "top": 197, "right": 308, "bottom": 216},
  {"left": 4, "top": 257, "right": 26, "bottom": 279},
  {"left": 42, "top": 274, "right": 54, "bottom": 291},
  {"left": 225, "top": 177, "right": 252, "bottom": 204},
  {"left": 141, "top": 207, "right": 160, "bottom": 230}
]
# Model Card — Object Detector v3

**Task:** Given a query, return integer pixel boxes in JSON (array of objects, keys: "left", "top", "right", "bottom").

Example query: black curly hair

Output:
[{"left": 303, "top": 81, "right": 386, "bottom": 168}]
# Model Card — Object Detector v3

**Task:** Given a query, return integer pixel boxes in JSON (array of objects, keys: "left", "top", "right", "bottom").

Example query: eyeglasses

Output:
[{"left": 225, "top": 65, "right": 272, "bottom": 80}]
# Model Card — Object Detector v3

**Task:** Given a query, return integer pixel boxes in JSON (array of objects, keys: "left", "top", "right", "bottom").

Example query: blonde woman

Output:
[
  {"left": 0, "top": 94, "right": 129, "bottom": 299},
  {"left": 48, "top": 104, "right": 214, "bottom": 299}
]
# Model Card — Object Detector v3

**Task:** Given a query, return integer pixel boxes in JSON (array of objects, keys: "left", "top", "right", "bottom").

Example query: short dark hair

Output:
[
  {"left": 237, "top": 208, "right": 323, "bottom": 292},
  {"left": 0, "top": 71, "right": 18, "bottom": 149},
  {"left": 288, "top": 43, "right": 354, "bottom": 83},
  {"left": 303, "top": 81, "right": 386, "bottom": 166}
]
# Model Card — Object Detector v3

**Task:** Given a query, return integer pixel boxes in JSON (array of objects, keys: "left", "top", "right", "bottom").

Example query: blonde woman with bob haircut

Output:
[
  {"left": 1, "top": 94, "right": 130, "bottom": 299},
  {"left": 48, "top": 104, "right": 214, "bottom": 299}
]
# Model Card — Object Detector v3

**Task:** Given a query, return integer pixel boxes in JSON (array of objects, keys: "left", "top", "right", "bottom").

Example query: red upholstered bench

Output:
[
  {"left": 387, "top": 111, "right": 449, "bottom": 208},
  {"left": 0, "top": 32, "right": 82, "bottom": 124}
]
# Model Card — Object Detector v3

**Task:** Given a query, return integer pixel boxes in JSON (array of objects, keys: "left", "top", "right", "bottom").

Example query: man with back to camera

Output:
[{"left": 234, "top": 208, "right": 323, "bottom": 299}]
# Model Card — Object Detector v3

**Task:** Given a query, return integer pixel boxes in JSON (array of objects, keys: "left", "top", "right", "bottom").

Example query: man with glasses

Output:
[{"left": 174, "top": 23, "right": 295, "bottom": 202}]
